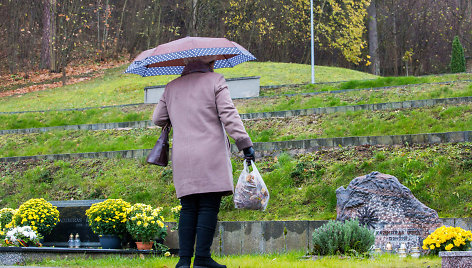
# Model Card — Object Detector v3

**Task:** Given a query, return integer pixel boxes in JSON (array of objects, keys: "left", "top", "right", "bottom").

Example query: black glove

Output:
[{"left": 243, "top": 146, "right": 255, "bottom": 164}]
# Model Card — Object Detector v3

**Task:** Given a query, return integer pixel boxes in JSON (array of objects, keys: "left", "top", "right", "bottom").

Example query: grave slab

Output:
[{"left": 43, "top": 200, "right": 104, "bottom": 247}]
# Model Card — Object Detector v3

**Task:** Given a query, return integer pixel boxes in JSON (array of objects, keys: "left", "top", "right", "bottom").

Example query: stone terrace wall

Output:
[
  {"left": 2, "top": 96, "right": 472, "bottom": 135},
  {"left": 163, "top": 218, "right": 472, "bottom": 255},
  {"left": 1, "top": 131, "right": 471, "bottom": 162}
]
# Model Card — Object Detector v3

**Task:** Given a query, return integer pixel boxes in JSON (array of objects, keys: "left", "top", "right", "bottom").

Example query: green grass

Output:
[
  {"left": 2, "top": 143, "right": 472, "bottom": 220},
  {"left": 239, "top": 81, "right": 472, "bottom": 113},
  {"left": 1, "top": 104, "right": 471, "bottom": 157},
  {"left": 244, "top": 104, "right": 472, "bottom": 141},
  {"left": 0, "top": 128, "right": 158, "bottom": 157},
  {"left": 30, "top": 252, "right": 441, "bottom": 268},
  {"left": 0, "top": 62, "right": 377, "bottom": 113},
  {"left": 1, "top": 82, "right": 471, "bottom": 130},
  {"left": 261, "top": 73, "right": 472, "bottom": 96},
  {"left": 0, "top": 107, "right": 151, "bottom": 130}
]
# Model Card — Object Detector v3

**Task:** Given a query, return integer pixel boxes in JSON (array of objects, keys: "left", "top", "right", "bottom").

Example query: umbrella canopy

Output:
[{"left": 125, "top": 37, "right": 256, "bottom": 76}]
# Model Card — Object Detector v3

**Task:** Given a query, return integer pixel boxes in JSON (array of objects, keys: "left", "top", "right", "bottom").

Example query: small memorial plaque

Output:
[
  {"left": 42, "top": 200, "right": 104, "bottom": 247},
  {"left": 336, "top": 172, "right": 442, "bottom": 251}
]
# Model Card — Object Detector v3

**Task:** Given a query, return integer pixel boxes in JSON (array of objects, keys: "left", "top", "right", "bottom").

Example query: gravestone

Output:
[
  {"left": 336, "top": 171, "right": 442, "bottom": 251},
  {"left": 42, "top": 200, "right": 104, "bottom": 247}
]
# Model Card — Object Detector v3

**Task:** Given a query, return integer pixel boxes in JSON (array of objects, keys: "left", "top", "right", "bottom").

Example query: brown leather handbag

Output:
[{"left": 147, "top": 124, "right": 171, "bottom": 166}]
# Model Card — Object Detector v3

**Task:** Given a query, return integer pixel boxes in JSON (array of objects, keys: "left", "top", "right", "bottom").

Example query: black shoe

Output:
[
  {"left": 193, "top": 256, "right": 226, "bottom": 268},
  {"left": 176, "top": 256, "right": 191, "bottom": 268}
]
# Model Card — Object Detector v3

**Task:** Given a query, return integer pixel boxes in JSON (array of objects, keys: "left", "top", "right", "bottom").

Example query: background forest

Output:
[{"left": 0, "top": 0, "right": 471, "bottom": 77}]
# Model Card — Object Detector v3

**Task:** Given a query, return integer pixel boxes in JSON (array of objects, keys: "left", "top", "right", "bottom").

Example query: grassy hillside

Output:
[
  {"left": 1, "top": 80, "right": 471, "bottom": 130},
  {"left": 262, "top": 73, "right": 472, "bottom": 96},
  {"left": 0, "top": 62, "right": 377, "bottom": 112},
  {"left": 1, "top": 103, "right": 471, "bottom": 157},
  {"left": 1, "top": 62, "right": 471, "bottom": 221},
  {"left": 1, "top": 143, "right": 471, "bottom": 220}
]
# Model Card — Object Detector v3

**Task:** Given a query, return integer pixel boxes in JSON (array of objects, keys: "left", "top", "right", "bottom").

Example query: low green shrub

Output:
[{"left": 312, "top": 219, "right": 375, "bottom": 256}]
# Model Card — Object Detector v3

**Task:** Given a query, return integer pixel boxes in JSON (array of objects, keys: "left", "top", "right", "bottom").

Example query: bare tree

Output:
[
  {"left": 367, "top": 0, "right": 380, "bottom": 75},
  {"left": 40, "top": 0, "right": 51, "bottom": 69}
]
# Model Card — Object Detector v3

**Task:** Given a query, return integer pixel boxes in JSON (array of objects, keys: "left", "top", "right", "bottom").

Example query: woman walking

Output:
[{"left": 153, "top": 56, "right": 255, "bottom": 268}]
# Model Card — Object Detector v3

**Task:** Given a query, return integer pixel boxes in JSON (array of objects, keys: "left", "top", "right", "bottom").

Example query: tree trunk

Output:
[
  {"left": 50, "top": 0, "right": 57, "bottom": 72},
  {"left": 392, "top": 12, "right": 399, "bottom": 76},
  {"left": 367, "top": 0, "right": 380, "bottom": 75},
  {"left": 62, "top": 64, "right": 67, "bottom": 86},
  {"left": 103, "top": 0, "right": 109, "bottom": 51},
  {"left": 155, "top": 4, "right": 162, "bottom": 45},
  {"left": 7, "top": 1, "right": 19, "bottom": 73},
  {"left": 191, "top": 0, "right": 198, "bottom": 36},
  {"left": 41, "top": 0, "right": 51, "bottom": 69},
  {"left": 114, "top": 0, "right": 127, "bottom": 56},
  {"left": 97, "top": 0, "right": 101, "bottom": 59}
]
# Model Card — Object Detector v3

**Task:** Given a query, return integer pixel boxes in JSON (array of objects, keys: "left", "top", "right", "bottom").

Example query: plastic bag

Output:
[{"left": 233, "top": 160, "right": 270, "bottom": 211}]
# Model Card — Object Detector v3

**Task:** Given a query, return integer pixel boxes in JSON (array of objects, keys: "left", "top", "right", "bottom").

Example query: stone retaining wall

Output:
[
  {"left": 1, "top": 131, "right": 470, "bottom": 162},
  {"left": 2, "top": 97, "right": 472, "bottom": 135},
  {"left": 0, "top": 149, "right": 150, "bottom": 163},
  {"left": 0, "top": 121, "right": 155, "bottom": 135},
  {"left": 161, "top": 218, "right": 472, "bottom": 255},
  {"left": 230, "top": 131, "right": 472, "bottom": 155}
]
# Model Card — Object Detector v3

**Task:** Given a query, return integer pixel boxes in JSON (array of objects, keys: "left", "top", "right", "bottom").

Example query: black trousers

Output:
[{"left": 178, "top": 192, "right": 222, "bottom": 257}]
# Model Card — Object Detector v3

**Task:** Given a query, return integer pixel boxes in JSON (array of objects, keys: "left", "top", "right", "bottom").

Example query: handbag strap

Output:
[{"left": 163, "top": 122, "right": 172, "bottom": 131}]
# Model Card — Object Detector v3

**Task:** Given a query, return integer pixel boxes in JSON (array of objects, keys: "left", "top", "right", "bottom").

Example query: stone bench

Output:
[{"left": 144, "top": 76, "right": 260, "bottom": 104}]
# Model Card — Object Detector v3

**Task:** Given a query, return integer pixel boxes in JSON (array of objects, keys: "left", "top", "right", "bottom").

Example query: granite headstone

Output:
[
  {"left": 42, "top": 200, "right": 104, "bottom": 247},
  {"left": 336, "top": 171, "right": 442, "bottom": 251}
]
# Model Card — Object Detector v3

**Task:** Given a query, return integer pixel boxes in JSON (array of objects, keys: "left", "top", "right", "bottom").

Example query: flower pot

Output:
[
  {"left": 99, "top": 234, "right": 121, "bottom": 249},
  {"left": 136, "top": 241, "right": 154, "bottom": 250}
]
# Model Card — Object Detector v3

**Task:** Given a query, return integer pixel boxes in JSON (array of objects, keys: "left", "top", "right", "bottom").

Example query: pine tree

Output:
[{"left": 450, "top": 36, "right": 466, "bottom": 73}]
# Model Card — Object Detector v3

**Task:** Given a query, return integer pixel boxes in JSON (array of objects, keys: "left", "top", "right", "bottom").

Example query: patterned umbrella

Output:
[{"left": 125, "top": 36, "right": 256, "bottom": 76}]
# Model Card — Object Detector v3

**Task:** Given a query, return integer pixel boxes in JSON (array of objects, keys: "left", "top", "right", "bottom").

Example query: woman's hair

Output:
[
  {"left": 183, "top": 55, "right": 218, "bottom": 65},
  {"left": 208, "top": 60, "right": 216, "bottom": 71}
]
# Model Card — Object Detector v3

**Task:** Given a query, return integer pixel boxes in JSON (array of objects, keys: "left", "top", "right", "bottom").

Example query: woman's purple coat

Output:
[{"left": 152, "top": 71, "right": 253, "bottom": 198}]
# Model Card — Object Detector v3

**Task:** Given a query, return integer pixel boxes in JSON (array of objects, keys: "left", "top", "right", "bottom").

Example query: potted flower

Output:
[
  {"left": 3, "top": 226, "right": 42, "bottom": 247},
  {"left": 0, "top": 208, "right": 17, "bottom": 230},
  {"left": 423, "top": 225, "right": 472, "bottom": 254},
  {"left": 12, "top": 198, "right": 60, "bottom": 237},
  {"left": 171, "top": 205, "right": 182, "bottom": 231},
  {"left": 85, "top": 199, "right": 131, "bottom": 249},
  {"left": 126, "top": 203, "right": 167, "bottom": 250}
]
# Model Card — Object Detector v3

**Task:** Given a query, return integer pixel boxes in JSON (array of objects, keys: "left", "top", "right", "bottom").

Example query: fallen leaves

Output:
[{"left": 0, "top": 59, "right": 128, "bottom": 98}]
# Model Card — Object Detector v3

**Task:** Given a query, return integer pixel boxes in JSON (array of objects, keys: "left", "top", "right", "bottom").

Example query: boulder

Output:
[{"left": 336, "top": 171, "right": 442, "bottom": 250}]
